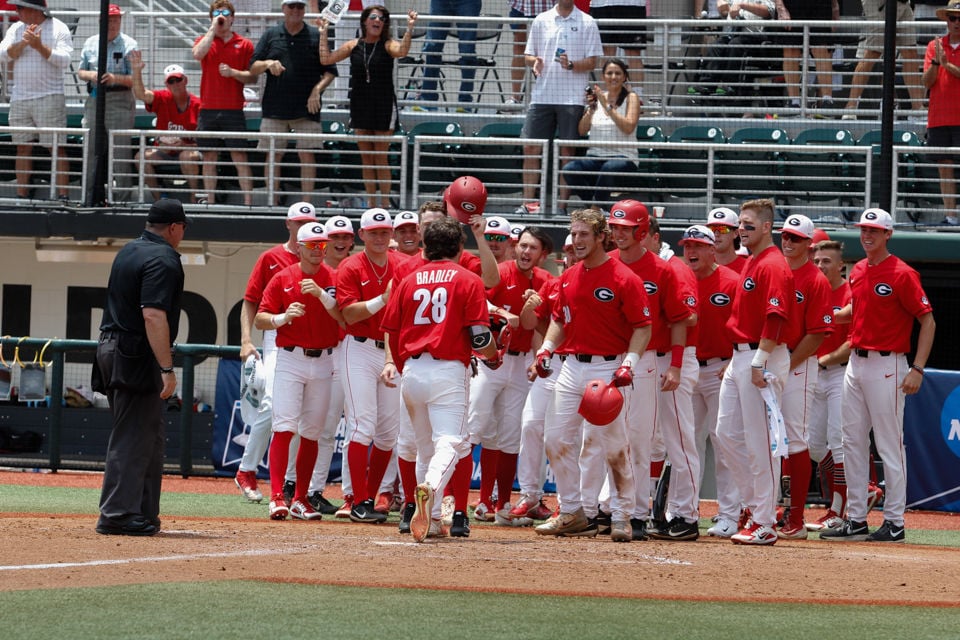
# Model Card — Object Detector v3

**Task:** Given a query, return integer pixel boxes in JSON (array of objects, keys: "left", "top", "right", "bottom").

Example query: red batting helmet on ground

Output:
[
  {"left": 445, "top": 175, "right": 488, "bottom": 223},
  {"left": 578, "top": 379, "right": 625, "bottom": 426}
]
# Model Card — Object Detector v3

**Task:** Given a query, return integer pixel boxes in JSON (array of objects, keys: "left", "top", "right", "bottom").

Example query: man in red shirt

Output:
[
  {"left": 255, "top": 221, "right": 344, "bottom": 520},
  {"left": 715, "top": 198, "right": 794, "bottom": 546},
  {"left": 776, "top": 214, "right": 833, "bottom": 539},
  {"left": 381, "top": 216, "right": 498, "bottom": 542},
  {"left": 706, "top": 207, "right": 748, "bottom": 273},
  {"left": 680, "top": 225, "right": 742, "bottom": 539},
  {"left": 806, "top": 238, "right": 851, "bottom": 532},
  {"left": 192, "top": 0, "right": 255, "bottom": 205},
  {"left": 234, "top": 202, "right": 319, "bottom": 504},
  {"left": 131, "top": 52, "right": 202, "bottom": 202},
  {"left": 923, "top": 1, "right": 960, "bottom": 225},
  {"left": 822, "top": 208, "right": 935, "bottom": 543},
  {"left": 533, "top": 208, "right": 651, "bottom": 540}
]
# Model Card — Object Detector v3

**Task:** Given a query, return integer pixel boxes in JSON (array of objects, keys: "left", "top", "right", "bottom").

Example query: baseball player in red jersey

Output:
[
  {"left": 714, "top": 198, "right": 795, "bottom": 545},
  {"left": 468, "top": 224, "right": 554, "bottom": 523},
  {"left": 821, "top": 208, "right": 935, "bottom": 543},
  {"left": 255, "top": 222, "right": 344, "bottom": 520},
  {"left": 380, "top": 217, "right": 499, "bottom": 542},
  {"left": 235, "top": 202, "right": 319, "bottom": 503},
  {"left": 706, "top": 207, "right": 748, "bottom": 273},
  {"left": 806, "top": 238, "right": 851, "bottom": 531},
  {"left": 392, "top": 210, "right": 421, "bottom": 256},
  {"left": 336, "top": 208, "right": 415, "bottom": 524},
  {"left": 604, "top": 201, "right": 697, "bottom": 541},
  {"left": 777, "top": 214, "right": 833, "bottom": 539},
  {"left": 680, "top": 226, "right": 743, "bottom": 538},
  {"left": 403, "top": 201, "right": 483, "bottom": 276},
  {"left": 533, "top": 208, "right": 651, "bottom": 541}
]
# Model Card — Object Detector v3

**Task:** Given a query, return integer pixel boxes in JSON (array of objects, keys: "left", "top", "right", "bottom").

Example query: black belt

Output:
[
  {"left": 734, "top": 342, "right": 760, "bottom": 351},
  {"left": 558, "top": 354, "right": 567, "bottom": 362},
  {"left": 506, "top": 350, "right": 528, "bottom": 357},
  {"left": 353, "top": 336, "right": 385, "bottom": 349},
  {"left": 698, "top": 356, "right": 730, "bottom": 367},
  {"left": 574, "top": 354, "right": 618, "bottom": 363},
  {"left": 104, "top": 86, "right": 131, "bottom": 93},
  {"left": 819, "top": 362, "right": 848, "bottom": 371},
  {"left": 854, "top": 349, "right": 891, "bottom": 358},
  {"left": 283, "top": 346, "right": 332, "bottom": 357},
  {"left": 656, "top": 351, "right": 667, "bottom": 357}
]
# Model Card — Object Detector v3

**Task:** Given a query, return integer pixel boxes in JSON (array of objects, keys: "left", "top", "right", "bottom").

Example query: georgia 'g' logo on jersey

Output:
[
  {"left": 710, "top": 292, "right": 731, "bottom": 307},
  {"left": 644, "top": 281, "right": 658, "bottom": 296},
  {"left": 875, "top": 283, "right": 893, "bottom": 297},
  {"left": 795, "top": 290, "right": 805, "bottom": 304},
  {"left": 769, "top": 297, "right": 781, "bottom": 307},
  {"left": 743, "top": 277, "right": 756, "bottom": 291},
  {"left": 594, "top": 287, "right": 615, "bottom": 302}
]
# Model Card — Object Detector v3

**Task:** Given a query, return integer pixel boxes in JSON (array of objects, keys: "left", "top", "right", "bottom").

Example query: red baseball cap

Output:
[{"left": 108, "top": 4, "right": 123, "bottom": 16}]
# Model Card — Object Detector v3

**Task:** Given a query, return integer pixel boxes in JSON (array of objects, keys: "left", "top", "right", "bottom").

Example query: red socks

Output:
[
  {"left": 496, "top": 452, "right": 519, "bottom": 510},
  {"left": 347, "top": 441, "right": 369, "bottom": 503},
  {"left": 787, "top": 449, "right": 811, "bottom": 526},
  {"left": 366, "top": 445, "right": 393, "bottom": 500},
  {"left": 479, "top": 447, "right": 500, "bottom": 508},
  {"left": 451, "top": 453, "right": 474, "bottom": 512},
  {"left": 269, "top": 430, "right": 295, "bottom": 497},
  {"left": 294, "top": 437, "right": 318, "bottom": 499},
  {"left": 398, "top": 456, "right": 418, "bottom": 506}
]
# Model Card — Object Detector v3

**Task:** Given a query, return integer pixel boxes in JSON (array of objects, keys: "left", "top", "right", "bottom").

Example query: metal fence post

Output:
[{"left": 179, "top": 352, "right": 196, "bottom": 477}]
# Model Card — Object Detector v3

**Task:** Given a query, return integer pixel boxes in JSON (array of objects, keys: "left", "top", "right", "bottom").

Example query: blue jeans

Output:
[
  {"left": 563, "top": 156, "right": 638, "bottom": 206},
  {"left": 419, "top": 0, "right": 481, "bottom": 103}
]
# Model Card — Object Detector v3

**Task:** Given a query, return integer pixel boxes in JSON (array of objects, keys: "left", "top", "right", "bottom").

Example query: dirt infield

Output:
[{"left": 2, "top": 471, "right": 960, "bottom": 606}]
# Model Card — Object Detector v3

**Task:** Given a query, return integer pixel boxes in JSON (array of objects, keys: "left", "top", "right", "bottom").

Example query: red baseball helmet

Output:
[
  {"left": 608, "top": 199, "right": 650, "bottom": 235},
  {"left": 444, "top": 175, "right": 488, "bottom": 223},
  {"left": 810, "top": 228, "right": 831, "bottom": 244},
  {"left": 578, "top": 379, "right": 624, "bottom": 426}
]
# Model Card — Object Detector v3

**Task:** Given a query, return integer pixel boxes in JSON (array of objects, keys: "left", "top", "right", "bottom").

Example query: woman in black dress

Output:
[{"left": 320, "top": 6, "right": 418, "bottom": 208}]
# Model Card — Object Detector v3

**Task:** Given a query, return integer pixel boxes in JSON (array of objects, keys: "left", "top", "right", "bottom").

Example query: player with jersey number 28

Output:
[{"left": 380, "top": 216, "right": 500, "bottom": 543}]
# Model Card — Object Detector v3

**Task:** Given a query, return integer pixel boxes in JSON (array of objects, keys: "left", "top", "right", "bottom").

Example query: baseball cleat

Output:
[
  {"left": 374, "top": 491, "right": 394, "bottom": 514},
  {"left": 282, "top": 480, "right": 296, "bottom": 507},
  {"left": 867, "top": 483, "right": 884, "bottom": 511},
  {"left": 450, "top": 510, "right": 471, "bottom": 537},
  {"left": 776, "top": 522, "right": 808, "bottom": 540},
  {"left": 335, "top": 495, "right": 353, "bottom": 519},
  {"left": 411, "top": 483, "right": 435, "bottom": 543},
  {"left": 534, "top": 508, "right": 597, "bottom": 537},
  {"left": 865, "top": 520, "right": 905, "bottom": 543},
  {"left": 648, "top": 517, "right": 699, "bottom": 541},
  {"left": 630, "top": 518, "right": 648, "bottom": 541},
  {"left": 495, "top": 503, "right": 532, "bottom": 527},
  {"left": 610, "top": 520, "right": 632, "bottom": 542},
  {"left": 820, "top": 519, "right": 869, "bottom": 541},
  {"left": 289, "top": 498, "right": 323, "bottom": 520},
  {"left": 398, "top": 502, "right": 416, "bottom": 534},
  {"left": 707, "top": 518, "right": 738, "bottom": 538},
  {"left": 731, "top": 523, "right": 778, "bottom": 545},
  {"left": 234, "top": 470, "right": 263, "bottom": 503},
  {"left": 308, "top": 491, "right": 338, "bottom": 515},
  {"left": 426, "top": 519, "right": 448, "bottom": 539},
  {"left": 473, "top": 502, "right": 495, "bottom": 522},
  {"left": 805, "top": 510, "right": 843, "bottom": 532},
  {"left": 440, "top": 495, "right": 455, "bottom": 527},
  {"left": 350, "top": 498, "right": 388, "bottom": 524},
  {"left": 269, "top": 493, "right": 289, "bottom": 520}
]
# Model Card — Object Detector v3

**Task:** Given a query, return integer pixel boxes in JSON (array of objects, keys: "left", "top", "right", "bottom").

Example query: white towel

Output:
[{"left": 759, "top": 371, "right": 788, "bottom": 458}]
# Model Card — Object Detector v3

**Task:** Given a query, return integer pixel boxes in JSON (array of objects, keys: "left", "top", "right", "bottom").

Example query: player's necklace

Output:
[
  {"left": 362, "top": 40, "right": 377, "bottom": 84},
  {"left": 366, "top": 252, "right": 389, "bottom": 285}
]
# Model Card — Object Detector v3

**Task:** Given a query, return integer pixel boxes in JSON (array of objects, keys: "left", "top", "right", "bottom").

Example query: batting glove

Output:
[
  {"left": 534, "top": 349, "right": 553, "bottom": 378},
  {"left": 611, "top": 365, "right": 634, "bottom": 388}
]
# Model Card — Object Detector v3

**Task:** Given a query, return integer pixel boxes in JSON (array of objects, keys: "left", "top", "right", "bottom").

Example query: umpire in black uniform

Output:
[{"left": 93, "top": 199, "right": 187, "bottom": 536}]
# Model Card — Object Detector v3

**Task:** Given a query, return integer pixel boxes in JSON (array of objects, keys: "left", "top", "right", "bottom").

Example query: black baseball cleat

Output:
[
  {"left": 282, "top": 480, "right": 296, "bottom": 507},
  {"left": 820, "top": 519, "right": 869, "bottom": 541},
  {"left": 350, "top": 498, "right": 388, "bottom": 524},
  {"left": 865, "top": 520, "right": 905, "bottom": 543},
  {"left": 630, "top": 518, "right": 648, "bottom": 541},
  {"left": 450, "top": 510, "right": 471, "bottom": 538},
  {"left": 594, "top": 507, "right": 612, "bottom": 536},
  {"left": 398, "top": 502, "right": 416, "bottom": 534},
  {"left": 308, "top": 491, "right": 338, "bottom": 515},
  {"left": 648, "top": 517, "right": 699, "bottom": 541}
]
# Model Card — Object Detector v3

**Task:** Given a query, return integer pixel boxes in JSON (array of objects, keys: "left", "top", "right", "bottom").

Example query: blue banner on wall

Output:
[{"left": 905, "top": 368, "right": 960, "bottom": 512}]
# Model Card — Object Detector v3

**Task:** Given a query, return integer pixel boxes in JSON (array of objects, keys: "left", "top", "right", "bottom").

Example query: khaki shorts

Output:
[
  {"left": 258, "top": 117, "right": 324, "bottom": 150},
  {"left": 862, "top": 0, "right": 916, "bottom": 51},
  {"left": 9, "top": 94, "right": 67, "bottom": 147}
]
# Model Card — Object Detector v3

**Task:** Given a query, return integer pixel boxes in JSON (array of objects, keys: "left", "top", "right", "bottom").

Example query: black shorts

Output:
[
  {"left": 196, "top": 109, "right": 248, "bottom": 149},
  {"left": 591, "top": 6, "right": 647, "bottom": 50},
  {"left": 770, "top": 0, "right": 834, "bottom": 48},
  {"left": 926, "top": 126, "right": 960, "bottom": 161}
]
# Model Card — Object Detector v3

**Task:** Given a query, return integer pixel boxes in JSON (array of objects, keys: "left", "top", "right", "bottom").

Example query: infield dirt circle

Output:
[{"left": 1, "top": 472, "right": 959, "bottom": 606}]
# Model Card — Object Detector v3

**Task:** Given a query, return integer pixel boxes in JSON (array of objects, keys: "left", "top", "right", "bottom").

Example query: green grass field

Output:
[{"left": 3, "top": 483, "right": 960, "bottom": 639}]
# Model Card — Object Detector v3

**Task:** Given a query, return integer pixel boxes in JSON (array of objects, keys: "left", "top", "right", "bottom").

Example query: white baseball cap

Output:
[
  {"left": 325, "top": 215, "right": 354, "bottom": 236},
  {"left": 393, "top": 210, "right": 418, "bottom": 228},
  {"left": 360, "top": 208, "right": 392, "bottom": 231},
  {"left": 297, "top": 222, "right": 328, "bottom": 243},
  {"left": 855, "top": 207, "right": 894, "bottom": 231},
  {"left": 707, "top": 207, "right": 739, "bottom": 228},
  {"left": 510, "top": 224, "right": 524, "bottom": 241},
  {"left": 287, "top": 202, "right": 318, "bottom": 222},
  {"left": 679, "top": 224, "right": 716, "bottom": 247},
  {"left": 483, "top": 216, "right": 511, "bottom": 237},
  {"left": 164, "top": 64, "right": 186, "bottom": 81},
  {"left": 563, "top": 234, "right": 573, "bottom": 249},
  {"left": 781, "top": 214, "right": 815, "bottom": 239}
]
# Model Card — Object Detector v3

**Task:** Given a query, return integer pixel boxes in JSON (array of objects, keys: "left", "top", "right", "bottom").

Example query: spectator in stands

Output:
[
  {"left": 924, "top": 0, "right": 960, "bottom": 226},
  {"left": 774, "top": 0, "right": 839, "bottom": 114},
  {"left": 686, "top": 0, "right": 775, "bottom": 100},
  {"left": 842, "top": 0, "right": 925, "bottom": 120},
  {"left": 590, "top": 0, "right": 647, "bottom": 96},
  {"left": 0, "top": 0, "right": 73, "bottom": 202},
  {"left": 560, "top": 58, "right": 641, "bottom": 210},
  {"left": 192, "top": 0, "right": 256, "bottom": 206},
  {"left": 130, "top": 51, "right": 202, "bottom": 203},
  {"left": 78, "top": 4, "right": 137, "bottom": 202},
  {"left": 518, "top": 0, "right": 603, "bottom": 215},
  {"left": 0, "top": 1, "right": 20, "bottom": 37},
  {"left": 506, "top": 0, "right": 554, "bottom": 110},
  {"left": 319, "top": 6, "right": 419, "bottom": 208},
  {"left": 414, "top": 0, "right": 481, "bottom": 111},
  {"left": 247, "top": 0, "right": 337, "bottom": 206}
]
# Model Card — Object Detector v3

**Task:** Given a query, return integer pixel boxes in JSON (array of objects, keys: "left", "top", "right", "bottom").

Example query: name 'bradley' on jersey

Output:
[{"left": 416, "top": 269, "right": 458, "bottom": 285}]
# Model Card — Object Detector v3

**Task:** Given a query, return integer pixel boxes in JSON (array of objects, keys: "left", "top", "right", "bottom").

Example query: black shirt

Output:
[
  {"left": 100, "top": 230, "right": 184, "bottom": 342},
  {"left": 251, "top": 22, "right": 338, "bottom": 120}
]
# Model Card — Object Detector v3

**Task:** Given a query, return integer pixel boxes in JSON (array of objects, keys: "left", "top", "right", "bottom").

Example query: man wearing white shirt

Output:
[
  {"left": 0, "top": 0, "right": 73, "bottom": 201},
  {"left": 518, "top": 0, "right": 602, "bottom": 213}
]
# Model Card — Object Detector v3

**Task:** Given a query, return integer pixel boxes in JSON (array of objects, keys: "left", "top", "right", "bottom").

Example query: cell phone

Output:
[{"left": 585, "top": 85, "right": 594, "bottom": 96}]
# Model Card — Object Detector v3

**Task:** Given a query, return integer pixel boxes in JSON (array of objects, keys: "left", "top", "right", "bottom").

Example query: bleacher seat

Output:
[
  {"left": 781, "top": 127, "right": 856, "bottom": 217},
  {"left": 662, "top": 125, "right": 726, "bottom": 199},
  {"left": 717, "top": 127, "right": 789, "bottom": 202}
]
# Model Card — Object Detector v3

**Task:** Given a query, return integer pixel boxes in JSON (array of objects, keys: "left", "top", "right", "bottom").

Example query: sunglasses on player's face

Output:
[
  {"left": 166, "top": 76, "right": 183, "bottom": 85},
  {"left": 300, "top": 241, "right": 327, "bottom": 251},
  {"left": 484, "top": 234, "right": 508, "bottom": 243},
  {"left": 781, "top": 232, "right": 808, "bottom": 243},
  {"left": 212, "top": 8, "right": 232, "bottom": 17},
  {"left": 708, "top": 224, "right": 732, "bottom": 235}
]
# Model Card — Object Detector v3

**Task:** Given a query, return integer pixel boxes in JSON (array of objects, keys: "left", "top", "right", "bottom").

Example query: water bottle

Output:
[
  {"left": 320, "top": 0, "right": 350, "bottom": 25},
  {"left": 554, "top": 26, "right": 568, "bottom": 63}
]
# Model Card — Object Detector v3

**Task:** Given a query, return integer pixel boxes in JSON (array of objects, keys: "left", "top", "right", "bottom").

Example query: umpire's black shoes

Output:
[
  {"left": 865, "top": 520, "right": 905, "bottom": 543},
  {"left": 820, "top": 519, "right": 869, "bottom": 541},
  {"left": 96, "top": 516, "right": 159, "bottom": 537},
  {"left": 350, "top": 498, "right": 387, "bottom": 524}
]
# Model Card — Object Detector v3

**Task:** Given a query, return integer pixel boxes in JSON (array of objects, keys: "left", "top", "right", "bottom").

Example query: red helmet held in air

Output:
[
  {"left": 578, "top": 379, "right": 624, "bottom": 426},
  {"left": 444, "top": 175, "right": 488, "bottom": 223}
]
